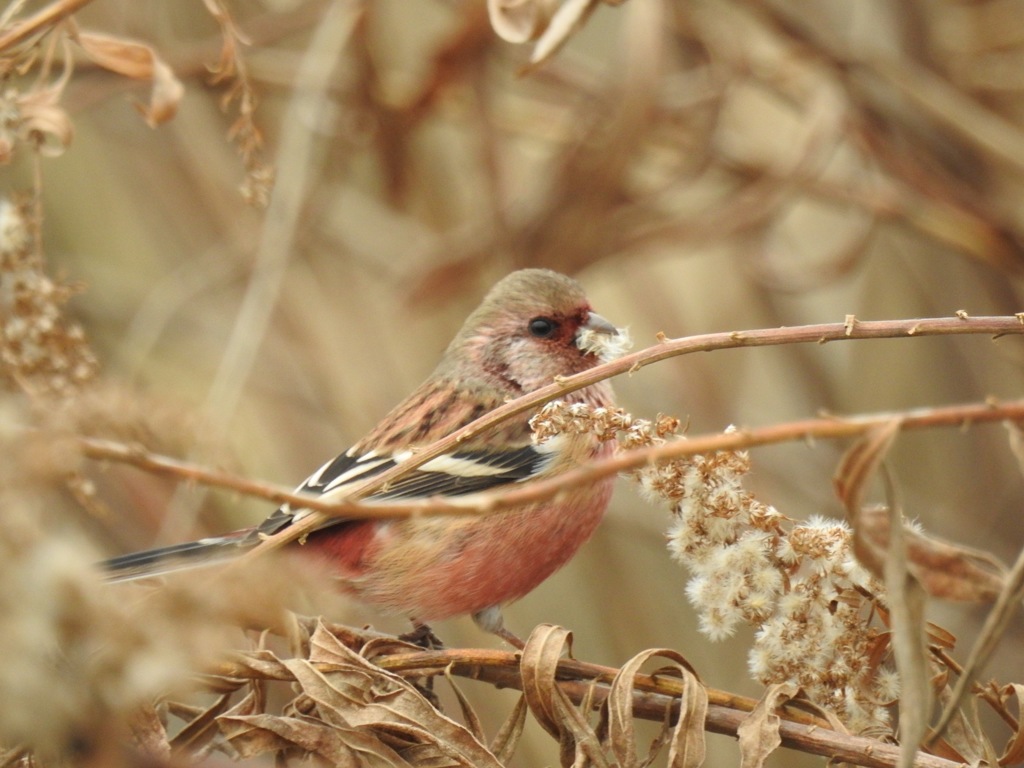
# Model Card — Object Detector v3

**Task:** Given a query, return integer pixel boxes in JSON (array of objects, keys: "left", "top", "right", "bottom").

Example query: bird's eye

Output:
[{"left": 528, "top": 317, "right": 558, "bottom": 338}]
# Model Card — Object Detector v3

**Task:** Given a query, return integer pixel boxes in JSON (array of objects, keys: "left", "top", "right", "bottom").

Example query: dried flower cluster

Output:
[
  {"left": 203, "top": 0, "right": 275, "bottom": 207},
  {"left": 531, "top": 401, "right": 894, "bottom": 734},
  {"left": 0, "top": 199, "right": 98, "bottom": 400}
]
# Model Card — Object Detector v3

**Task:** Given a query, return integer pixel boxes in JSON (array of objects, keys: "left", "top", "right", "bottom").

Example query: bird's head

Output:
[{"left": 445, "top": 269, "right": 629, "bottom": 394}]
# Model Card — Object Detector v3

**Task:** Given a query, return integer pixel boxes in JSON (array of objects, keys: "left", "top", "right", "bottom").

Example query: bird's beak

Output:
[
  {"left": 583, "top": 311, "right": 618, "bottom": 336},
  {"left": 577, "top": 310, "right": 630, "bottom": 361}
]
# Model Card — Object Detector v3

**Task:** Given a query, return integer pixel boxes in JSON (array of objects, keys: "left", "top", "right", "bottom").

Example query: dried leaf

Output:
[
  {"left": 1005, "top": 422, "right": 1024, "bottom": 475},
  {"left": 7, "top": 85, "right": 74, "bottom": 160},
  {"left": 520, "top": 624, "right": 610, "bottom": 768},
  {"left": 127, "top": 705, "right": 170, "bottom": 763},
  {"left": 487, "top": 0, "right": 560, "bottom": 43},
  {"left": 924, "top": 622, "right": 958, "bottom": 650},
  {"left": 998, "top": 684, "right": 1024, "bottom": 766},
  {"left": 858, "top": 506, "right": 1006, "bottom": 602},
  {"left": 489, "top": 694, "right": 528, "bottom": 764},
  {"left": 834, "top": 418, "right": 902, "bottom": 576},
  {"left": 736, "top": 682, "right": 798, "bottom": 768},
  {"left": 72, "top": 30, "right": 183, "bottom": 126},
  {"left": 836, "top": 419, "right": 935, "bottom": 764},
  {"left": 520, "top": 623, "right": 576, "bottom": 739},
  {"left": 138, "top": 59, "right": 184, "bottom": 127},
  {"left": 219, "top": 713, "right": 409, "bottom": 766},
  {"left": 558, "top": 686, "right": 613, "bottom": 768},
  {"left": 604, "top": 648, "right": 706, "bottom": 768},
  {"left": 928, "top": 686, "right": 990, "bottom": 766},
  {"left": 667, "top": 664, "right": 709, "bottom": 768},
  {"left": 201, "top": 0, "right": 251, "bottom": 82},
  {"left": 444, "top": 663, "right": 486, "bottom": 744},
  {"left": 285, "top": 621, "right": 504, "bottom": 768},
  {"left": 932, "top": 540, "right": 1024, "bottom": 743},
  {"left": 170, "top": 691, "right": 235, "bottom": 752},
  {"left": 530, "top": 0, "right": 600, "bottom": 66}
]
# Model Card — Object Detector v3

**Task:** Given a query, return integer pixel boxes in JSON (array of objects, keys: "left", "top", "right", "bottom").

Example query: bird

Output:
[{"left": 102, "top": 268, "right": 624, "bottom": 646}]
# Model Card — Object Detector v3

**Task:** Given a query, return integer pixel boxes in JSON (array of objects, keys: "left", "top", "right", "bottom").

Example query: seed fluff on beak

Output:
[{"left": 576, "top": 311, "right": 632, "bottom": 363}]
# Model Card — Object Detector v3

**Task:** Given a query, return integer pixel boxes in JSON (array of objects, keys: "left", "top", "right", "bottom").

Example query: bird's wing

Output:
[{"left": 254, "top": 441, "right": 559, "bottom": 537}]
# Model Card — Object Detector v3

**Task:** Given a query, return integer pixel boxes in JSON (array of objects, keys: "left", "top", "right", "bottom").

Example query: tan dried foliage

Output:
[
  {"left": 855, "top": 505, "right": 1006, "bottom": 603},
  {"left": 3, "top": 0, "right": 1024, "bottom": 767},
  {"left": 70, "top": 29, "right": 183, "bottom": 127},
  {"left": 216, "top": 622, "right": 504, "bottom": 768},
  {"left": 603, "top": 648, "right": 707, "bottom": 768},
  {"left": 735, "top": 682, "right": 799, "bottom": 768}
]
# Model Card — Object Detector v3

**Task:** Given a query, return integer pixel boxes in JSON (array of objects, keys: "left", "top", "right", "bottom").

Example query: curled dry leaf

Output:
[
  {"left": 0, "top": 84, "right": 74, "bottom": 162},
  {"left": 858, "top": 505, "right": 1006, "bottom": 602},
  {"left": 219, "top": 713, "right": 410, "bottom": 766},
  {"left": 926, "top": 686, "right": 991, "bottom": 766},
  {"left": 290, "top": 621, "right": 503, "bottom": 767},
  {"left": 736, "top": 682, "right": 799, "bottom": 768},
  {"left": 997, "top": 684, "right": 1024, "bottom": 766},
  {"left": 837, "top": 419, "right": 1005, "bottom": 601},
  {"left": 603, "top": 648, "right": 707, "bottom": 768},
  {"left": 834, "top": 418, "right": 902, "bottom": 576},
  {"left": 529, "top": 0, "right": 600, "bottom": 67},
  {"left": 842, "top": 424, "right": 935, "bottom": 768},
  {"left": 201, "top": 0, "right": 251, "bottom": 83},
  {"left": 127, "top": 706, "right": 171, "bottom": 764},
  {"left": 931, "top": 540, "right": 1024, "bottom": 747},
  {"left": 666, "top": 665, "right": 709, "bottom": 768},
  {"left": 487, "top": 0, "right": 607, "bottom": 68},
  {"left": 489, "top": 694, "right": 528, "bottom": 765},
  {"left": 520, "top": 624, "right": 609, "bottom": 768},
  {"left": 487, "top": 0, "right": 561, "bottom": 43},
  {"left": 71, "top": 31, "right": 183, "bottom": 126},
  {"left": 209, "top": 625, "right": 505, "bottom": 767},
  {"left": 169, "top": 691, "right": 235, "bottom": 754},
  {"left": 885, "top": 533, "right": 931, "bottom": 768},
  {"left": 520, "top": 623, "right": 576, "bottom": 740},
  {"left": 1005, "top": 421, "right": 1024, "bottom": 477},
  {"left": 444, "top": 664, "right": 487, "bottom": 744}
]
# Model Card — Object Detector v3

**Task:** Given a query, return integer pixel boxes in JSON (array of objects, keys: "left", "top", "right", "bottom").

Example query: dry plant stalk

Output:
[
  {"left": 4, "top": 1, "right": 1024, "bottom": 766},
  {"left": 1, "top": 0, "right": 267, "bottom": 199}
]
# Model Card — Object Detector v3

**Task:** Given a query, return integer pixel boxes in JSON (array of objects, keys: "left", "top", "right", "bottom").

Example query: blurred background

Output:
[{"left": 5, "top": 0, "right": 1024, "bottom": 765}]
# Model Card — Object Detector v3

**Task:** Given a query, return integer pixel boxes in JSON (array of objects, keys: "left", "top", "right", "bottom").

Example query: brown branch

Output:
[
  {"left": 0, "top": 0, "right": 95, "bottom": 53},
  {"left": 69, "top": 313, "right": 1024, "bottom": 544},
  {"left": 78, "top": 397, "right": 1024, "bottom": 523}
]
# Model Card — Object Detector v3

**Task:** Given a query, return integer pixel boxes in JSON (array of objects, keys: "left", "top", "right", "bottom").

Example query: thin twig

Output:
[
  {"left": 0, "top": 0, "right": 94, "bottom": 53},
  {"left": 928, "top": 541, "right": 1024, "bottom": 742},
  {"left": 78, "top": 396, "right": 1024, "bottom": 521}
]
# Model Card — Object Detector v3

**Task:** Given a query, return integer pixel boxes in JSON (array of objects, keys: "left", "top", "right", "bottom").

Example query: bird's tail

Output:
[{"left": 101, "top": 529, "right": 258, "bottom": 582}]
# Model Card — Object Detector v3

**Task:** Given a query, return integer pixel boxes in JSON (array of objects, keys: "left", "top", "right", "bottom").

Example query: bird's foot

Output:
[
  {"left": 472, "top": 606, "right": 525, "bottom": 649},
  {"left": 399, "top": 620, "right": 446, "bottom": 650}
]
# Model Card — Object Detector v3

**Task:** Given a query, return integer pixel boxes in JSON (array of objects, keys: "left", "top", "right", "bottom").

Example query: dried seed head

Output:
[{"left": 531, "top": 400, "right": 895, "bottom": 732}]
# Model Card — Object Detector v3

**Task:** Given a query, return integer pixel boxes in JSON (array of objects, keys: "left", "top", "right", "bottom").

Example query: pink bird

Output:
[{"left": 104, "top": 269, "right": 623, "bottom": 646}]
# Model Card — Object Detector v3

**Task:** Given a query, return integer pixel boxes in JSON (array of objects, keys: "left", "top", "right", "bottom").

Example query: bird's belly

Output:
[{"left": 329, "top": 477, "right": 614, "bottom": 621}]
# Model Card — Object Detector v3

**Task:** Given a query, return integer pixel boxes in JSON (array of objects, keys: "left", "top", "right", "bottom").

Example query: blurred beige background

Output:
[{"left": 9, "top": 0, "right": 1024, "bottom": 764}]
